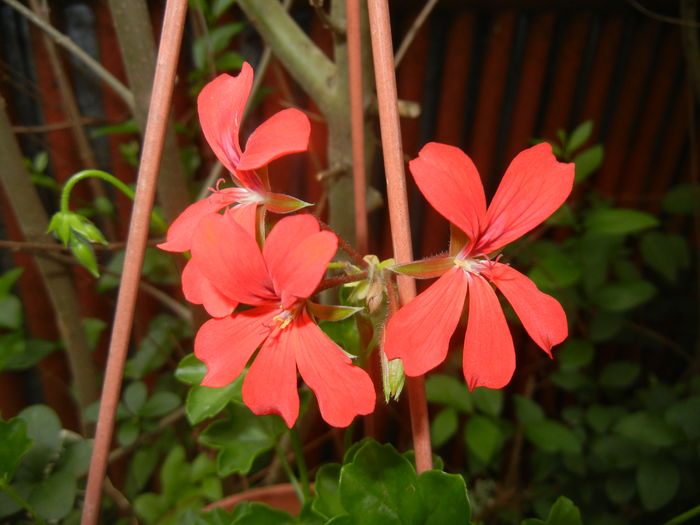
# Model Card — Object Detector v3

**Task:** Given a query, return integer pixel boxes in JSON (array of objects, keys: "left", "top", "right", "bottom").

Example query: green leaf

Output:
[
  {"left": 318, "top": 317, "right": 361, "bottom": 357},
  {"left": 16, "top": 405, "right": 62, "bottom": 479},
  {"left": 230, "top": 502, "right": 295, "bottom": 524},
  {"left": 123, "top": 381, "right": 148, "bottom": 415},
  {"left": 212, "top": 0, "right": 238, "bottom": 19},
  {"left": 514, "top": 395, "right": 545, "bottom": 424},
  {"left": 573, "top": 144, "right": 603, "bottom": 183},
  {"left": 82, "top": 318, "right": 107, "bottom": 351},
  {"left": 29, "top": 470, "right": 76, "bottom": 520},
  {"left": 528, "top": 253, "right": 581, "bottom": 291},
  {"left": 338, "top": 441, "right": 422, "bottom": 524},
  {"left": 472, "top": 388, "right": 503, "bottom": 417},
  {"left": 126, "top": 314, "right": 188, "bottom": 379},
  {"left": 585, "top": 404, "right": 620, "bottom": 434},
  {"left": 557, "top": 340, "right": 594, "bottom": 371},
  {"left": 640, "top": 232, "right": 690, "bottom": 283},
  {"left": 0, "top": 268, "right": 23, "bottom": 297},
  {"left": 599, "top": 361, "right": 640, "bottom": 389},
  {"left": 566, "top": 120, "right": 593, "bottom": 153},
  {"left": 589, "top": 311, "right": 623, "bottom": 342},
  {"left": 0, "top": 296, "right": 22, "bottom": 330},
  {"left": 662, "top": 184, "right": 700, "bottom": 214},
  {"left": 140, "top": 391, "right": 181, "bottom": 418},
  {"left": 416, "top": 470, "right": 471, "bottom": 524},
  {"left": 464, "top": 415, "right": 502, "bottom": 463},
  {"left": 186, "top": 377, "right": 242, "bottom": 425},
  {"left": 91, "top": 119, "right": 140, "bottom": 137},
  {"left": 636, "top": 458, "right": 679, "bottom": 511},
  {"left": 585, "top": 208, "right": 658, "bottom": 236},
  {"left": 117, "top": 419, "right": 140, "bottom": 447},
  {"left": 605, "top": 474, "right": 635, "bottom": 505},
  {"left": 312, "top": 463, "right": 344, "bottom": 519},
  {"left": 522, "top": 496, "right": 583, "bottom": 525},
  {"left": 176, "top": 353, "right": 208, "bottom": 385},
  {"left": 614, "top": 412, "right": 680, "bottom": 447},
  {"left": 55, "top": 438, "right": 92, "bottom": 477},
  {"left": 666, "top": 397, "right": 700, "bottom": 439},
  {"left": 199, "top": 403, "right": 282, "bottom": 476},
  {"left": 0, "top": 418, "right": 32, "bottom": 482},
  {"left": 524, "top": 419, "right": 581, "bottom": 454},
  {"left": 592, "top": 280, "right": 655, "bottom": 312},
  {"left": 425, "top": 374, "right": 473, "bottom": 413},
  {"left": 430, "top": 407, "right": 458, "bottom": 448}
]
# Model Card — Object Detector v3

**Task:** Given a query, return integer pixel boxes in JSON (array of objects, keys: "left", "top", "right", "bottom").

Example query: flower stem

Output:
[
  {"left": 290, "top": 427, "right": 312, "bottom": 501},
  {"left": 664, "top": 504, "right": 700, "bottom": 525},
  {"left": 319, "top": 219, "right": 368, "bottom": 267},
  {"left": 275, "top": 442, "right": 305, "bottom": 504},
  {"left": 0, "top": 481, "right": 47, "bottom": 525},
  {"left": 59, "top": 169, "right": 168, "bottom": 232},
  {"left": 315, "top": 271, "right": 368, "bottom": 294}
]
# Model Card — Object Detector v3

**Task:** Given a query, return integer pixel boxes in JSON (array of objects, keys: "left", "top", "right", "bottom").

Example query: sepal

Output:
[
  {"left": 389, "top": 255, "right": 454, "bottom": 279},
  {"left": 263, "top": 192, "right": 313, "bottom": 214},
  {"left": 307, "top": 302, "right": 363, "bottom": 322},
  {"left": 380, "top": 349, "right": 405, "bottom": 402}
]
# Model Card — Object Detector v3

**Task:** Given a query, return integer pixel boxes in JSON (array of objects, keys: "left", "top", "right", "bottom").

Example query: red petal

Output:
[
  {"left": 294, "top": 311, "right": 375, "bottom": 427},
  {"left": 195, "top": 306, "right": 276, "bottom": 387},
  {"left": 227, "top": 201, "right": 259, "bottom": 236},
  {"left": 237, "top": 108, "right": 311, "bottom": 171},
  {"left": 486, "top": 262, "right": 568, "bottom": 355},
  {"left": 263, "top": 216, "right": 336, "bottom": 304},
  {"left": 462, "top": 274, "right": 515, "bottom": 390},
  {"left": 409, "top": 142, "right": 486, "bottom": 241},
  {"left": 182, "top": 259, "right": 237, "bottom": 318},
  {"left": 191, "top": 212, "right": 277, "bottom": 305},
  {"left": 476, "top": 143, "right": 574, "bottom": 254},
  {"left": 383, "top": 267, "right": 468, "bottom": 376},
  {"left": 157, "top": 190, "right": 242, "bottom": 252},
  {"left": 242, "top": 325, "right": 299, "bottom": 428},
  {"left": 197, "top": 65, "right": 253, "bottom": 173}
]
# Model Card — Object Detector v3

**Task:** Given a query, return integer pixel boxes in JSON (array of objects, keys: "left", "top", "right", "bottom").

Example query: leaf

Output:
[
  {"left": 589, "top": 311, "right": 623, "bottom": 342},
  {"left": 16, "top": 405, "right": 62, "bottom": 479},
  {"left": 0, "top": 296, "right": 22, "bottom": 330},
  {"left": 557, "top": 340, "right": 594, "bottom": 371},
  {"left": 0, "top": 418, "right": 32, "bottom": 483},
  {"left": 29, "top": 470, "right": 76, "bottom": 520},
  {"left": 425, "top": 374, "right": 473, "bottom": 413},
  {"left": 524, "top": 419, "right": 581, "bottom": 454},
  {"left": 117, "top": 419, "right": 140, "bottom": 447},
  {"left": 416, "top": 470, "right": 471, "bottom": 524},
  {"left": 513, "top": 395, "right": 545, "bottom": 424},
  {"left": 55, "top": 439, "right": 92, "bottom": 477},
  {"left": 312, "top": 463, "right": 344, "bottom": 519},
  {"left": 430, "top": 407, "right": 458, "bottom": 448},
  {"left": 614, "top": 412, "right": 680, "bottom": 447},
  {"left": 585, "top": 404, "right": 620, "bottom": 434},
  {"left": 573, "top": 144, "right": 603, "bottom": 183},
  {"left": 522, "top": 496, "right": 583, "bottom": 525},
  {"left": 662, "top": 184, "right": 700, "bottom": 214},
  {"left": 636, "top": 458, "right": 679, "bottom": 511},
  {"left": 464, "top": 415, "right": 502, "bottom": 463},
  {"left": 0, "top": 268, "right": 23, "bottom": 297},
  {"left": 338, "top": 440, "right": 423, "bottom": 524},
  {"left": 599, "top": 361, "right": 640, "bottom": 389},
  {"left": 472, "top": 388, "right": 503, "bottom": 417},
  {"left": 230, "top": 502, "right": 295, "bottom": 524},
  {"left": 82, "top": 318, "right": 107, "bottom": 351},
  {"left": 123, "top": 381, "right": 148, "bottom": 415},
  {"left": 585, "top": 208, "right": 658, "bottom": 236},
  {"left": 186, "top": 376, "right": 242, "bottom": 425},
  {"left": 666, "top": 397, "right": 700, "bottom": 439},
  {"left": 527, "top": 253, "right": 581, "bottom": 291},
  {"left": 567, "top": 120, "right": 593, "bottom": 153},
  {"left": 605, "top": 474, "right": 635, "bottom": 504},
  {"left": 592, "top": 280, "right": 656, "bottom": 312},
  {"left": 140, "top": 391, "right": 181, "bottom": 418},
  {"left": 640, "top": 232, "right": 690, "bottom": 283},
  {"left": 212, "top": 0, "right": 238, "bottom": 19},
  {"left": 176, "top": 353, "right": 208, "bottom": 385}
]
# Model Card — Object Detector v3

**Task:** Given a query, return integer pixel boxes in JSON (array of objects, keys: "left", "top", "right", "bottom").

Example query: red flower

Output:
[
  {"left": 189, "top": 213, "right": 375, "bottom": 428},
  {"left": 383, "top": 142, "right": 574, "bottom": 390},
  {"left": 158, "top": 62, "right": 311, "bottom": 254}
]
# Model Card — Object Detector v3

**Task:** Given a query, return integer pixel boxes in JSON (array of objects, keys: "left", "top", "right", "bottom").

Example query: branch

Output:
[
  {"left": 237, "top": 0, "right": 337, "bottom": 116},
  {"left": 1, "top": 0, "right": 134, "bottom": 111}
]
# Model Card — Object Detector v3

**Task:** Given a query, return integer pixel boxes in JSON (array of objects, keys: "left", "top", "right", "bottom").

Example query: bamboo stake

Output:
[
  {"left": 81, "top": 0, "right": 188, "bottom": 522},
  {"left": 366, "top": 0, "right": 432, "bottom": 473}
]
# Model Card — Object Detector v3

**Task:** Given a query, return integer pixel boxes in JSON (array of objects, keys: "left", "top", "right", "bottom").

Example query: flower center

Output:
[
  {"left": 272, "top": 302, "right": 303, "bottom": 329},
  {"left": 454, "top": 256, "right": 487, "bottom": 275}
]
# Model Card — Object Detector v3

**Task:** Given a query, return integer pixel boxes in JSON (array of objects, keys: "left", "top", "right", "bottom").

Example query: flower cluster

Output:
[{"left": 162, "top": 63, "right": 573, "bottom": 429}]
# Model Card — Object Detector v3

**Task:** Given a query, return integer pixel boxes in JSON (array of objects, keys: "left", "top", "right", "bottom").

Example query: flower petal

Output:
[
  {"left": 227, "top": 201, "right": 259, "bottom": 236},
  {"left": 409, "top": 142, "right": 486, "bottom": 241},
  {"left": 294, "top": 311, "right": 375, "bottom": 427},
  {"left": 476, "top": 143, "right": 574, "bottom": 254},
  {"left": 383, "top": 267, "right": 468, "bottom": 376},
  {"left": 263, "top": 216, "right": 337, "bottom": 304},
  {"left": 243, "top": 326, "right": 299, "bottom": 428},
  {"left": 462, "top": 274, "right": 515, "bottom": 390},
  {"left": 157, "top": 189, "right": 244, "bottom": 252},
  {"left": 182, "top": 258, "right": 237, "bottom": 317},
  {"left": 191, "top": 211, "right": 276, "bottom": 305},
  {"left": 237, "top": 108, "right": 311, "bottom": 171},
  {"left": 197, "top": 65, "right": 253, "bottom": 173},
  {"left": 486, "top": 262, "right": 568, "bottom": 355},
  {"left": 195, "top": 306, "right": 277, "bottom": 387}
]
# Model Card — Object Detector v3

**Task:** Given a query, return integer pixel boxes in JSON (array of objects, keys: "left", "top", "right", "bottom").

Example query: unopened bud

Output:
[{"left": 381, "top": 349, "right": 405, "bottom": 403}]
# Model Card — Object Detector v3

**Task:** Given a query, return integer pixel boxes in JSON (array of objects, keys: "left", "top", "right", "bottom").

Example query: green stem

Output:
[
  {"left": 290, "top": 426, "right": 312, "bottom": 501},
  {"left": 275, "top": 442, "right": 305, "bottom": 505},
  {"left": 664, "top": 504, "right": 700, "bottom": 525},
  {"left": 0, "top": 481, "right": 47, "bottom": 525},
  {"left": 60, "top": 169, "right": 168, "bottom": 232}
]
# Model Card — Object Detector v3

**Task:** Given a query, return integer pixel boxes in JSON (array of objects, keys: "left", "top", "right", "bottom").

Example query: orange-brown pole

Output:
[
  {"left": 366, "top": 0, "right": 432, "bottom": 472},
  {"left": 81, "top": 0, "right": 188, "bottom": 522}
]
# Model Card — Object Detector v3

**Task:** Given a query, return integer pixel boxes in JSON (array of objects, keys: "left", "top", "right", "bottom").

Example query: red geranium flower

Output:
[
  {"left": 158, "top": 62, "right": 310, "bottom": 254},
  {"left": 383, "top": 142, "right": 574, "bottom": 390},
  {"left": 189, "top": 213, "right": 375, "bottom": 428}
]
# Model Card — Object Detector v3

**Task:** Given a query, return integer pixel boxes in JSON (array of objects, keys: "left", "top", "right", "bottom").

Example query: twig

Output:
[
  {"left": 107, "top": 407, "right": 186, "bottom": 463},
  {"left": 0, "top": 238, "right": 163, "bottom": 252},
  {"left": 310, "top": 0, "right": 346, "bottom": 36},
  {"left": 626, "top": 0, "right": 700, "bottom": 28},
  {"left": 394, "top": 0, "right": 439, "bottom": 68},
  {"left": 1, "top": 0, "right": 135, "bottom": 111},
  {"left": 12, "top": 117, "right": 105, "bottom": 133},
  {"left": 315, "top": 271, "right": 368, "bottom": 294},
  {"left": 318, "top": 219, "right": 368, "bottom": 267}
]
